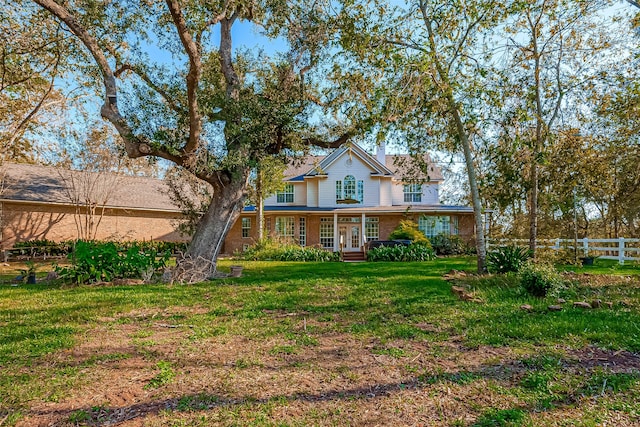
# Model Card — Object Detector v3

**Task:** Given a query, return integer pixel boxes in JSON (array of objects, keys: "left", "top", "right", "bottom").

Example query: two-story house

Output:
[{"left": 223, "top": 142, "right": 476, "bottom": 255}]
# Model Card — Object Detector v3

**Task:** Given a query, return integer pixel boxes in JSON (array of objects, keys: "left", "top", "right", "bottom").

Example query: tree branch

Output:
[
  {"left": 7, "top": 45, "right": 61, "bottom": 147},
  {"left": 303, "top": 132, "right": 352, "bottom": 149},
  {"left": 220, "top": 13, "right": 240, "bottom": 99},
  {"left": 626, "top": 0, "right": 640, "bottom": 9},
  {"left": 115, "top": 64, "right": 184, "bottom": 114},
  {"left": 166, "top": 0, "right": 203, "bottom": 157},
  {"left": 33, "top": 0, "right": 206, "bottom": 173}
]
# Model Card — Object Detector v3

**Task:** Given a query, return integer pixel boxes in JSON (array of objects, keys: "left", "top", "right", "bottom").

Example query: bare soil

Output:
[{"left": 14, "top": 307, "right": 640, "bottom": 427}]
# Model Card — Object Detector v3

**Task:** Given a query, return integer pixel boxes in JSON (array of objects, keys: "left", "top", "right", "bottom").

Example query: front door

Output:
[{"left": 339, "top": 225, "right": 361, "bottom": 252}]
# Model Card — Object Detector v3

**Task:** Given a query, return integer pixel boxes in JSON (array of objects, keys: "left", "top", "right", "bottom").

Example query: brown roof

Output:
[
  {"left": 283, "top": 155, "right": 325, "bottom": 179},
  {"left": 1, "top": 163, "right": 179, "bottom": 211},
  {"left": 384, "top": 154, "right": 444, "bottom": 182}
]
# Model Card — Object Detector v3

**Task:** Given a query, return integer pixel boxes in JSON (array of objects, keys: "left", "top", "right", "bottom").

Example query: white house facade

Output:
[{"left": 223, "top": 142, "right": 476, "bottom": 255}]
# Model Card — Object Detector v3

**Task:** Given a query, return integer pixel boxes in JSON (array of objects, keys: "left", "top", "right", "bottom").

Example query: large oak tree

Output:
[{"left": 32, "top": 0, "right": 353, "bottom": 282}]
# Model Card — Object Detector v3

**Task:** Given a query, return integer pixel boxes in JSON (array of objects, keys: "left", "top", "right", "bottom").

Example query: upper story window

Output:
[
  {"left": 403, "top": 184, "right": 422, "bottom": 203},
  {"left": 336, "top": 175, "right": 364, "bottom": 204},
  {"left": 276, "top": 184, "right": 294, "bottom": 203}
]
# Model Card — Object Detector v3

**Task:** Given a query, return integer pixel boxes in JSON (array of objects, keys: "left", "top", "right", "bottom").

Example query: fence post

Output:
[
  {"left": 619, "top": 237, "right": 625, "bottom": 265},
  {"left": 555, "top": 239, "right": 560, "bottom": 251},
  {"left": 583, "top": 238, "right": 589, "bottom": 257}
]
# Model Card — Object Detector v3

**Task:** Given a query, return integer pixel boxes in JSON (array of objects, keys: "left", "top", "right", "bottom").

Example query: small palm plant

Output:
[{"left": 487, "top": 245, "right": 532, "bottom": 274}]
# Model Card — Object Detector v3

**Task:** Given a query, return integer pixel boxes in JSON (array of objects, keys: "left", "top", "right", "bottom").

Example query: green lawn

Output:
[{"left": 1, "top": 257, "right": 639, "bottom": 426}]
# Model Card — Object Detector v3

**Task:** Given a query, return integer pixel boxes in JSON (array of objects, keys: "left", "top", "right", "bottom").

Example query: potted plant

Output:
[
  {"left": 579, "top": 253, "right": 596, "bottom": 266},
  {"left": 229, "top": 265, "right": 243, "bottom": 277}
]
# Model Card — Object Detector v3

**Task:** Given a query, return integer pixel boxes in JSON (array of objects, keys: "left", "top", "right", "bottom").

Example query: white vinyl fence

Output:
[{"left": 487, "top": 238, "right": 640, "bottom": 265}]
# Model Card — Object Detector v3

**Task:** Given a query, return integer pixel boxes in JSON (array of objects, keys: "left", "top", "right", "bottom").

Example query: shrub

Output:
[
  {"left": 56, "top": 240, "right": 171, "bottom": 284},
  {"left": 519, "top": 261, "right": 563, "bottom": 297},
  {"left": 487, "top": 245, "right": 531, "bottom": 273},
  {"left": 10, "top": 239, "right": 188, "bottom": 258},
  {"left": 237, "top": 238, "right": 339, "bottom": 262},
  {"left": 430, "top": 234, "right": 469, "bottom": 255},
  {"left": 388, "top": 220, "right": 430, "bottom": 244},
  {"left": 366, "top": 242, "right": 435, "bottom": 262},
  {"left": 12, "top": 239, "right": 74, "bottom": 257}
]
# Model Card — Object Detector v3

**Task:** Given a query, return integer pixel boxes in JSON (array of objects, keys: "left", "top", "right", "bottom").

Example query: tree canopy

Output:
[{"left": 31, "top": 0, "right": 365, "bottom": 281}]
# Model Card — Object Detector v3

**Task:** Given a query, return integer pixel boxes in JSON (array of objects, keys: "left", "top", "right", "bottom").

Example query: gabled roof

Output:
[
  {"left": 281, "top": 143, "right": 443, "bottom": 182},
  {"left": 308, "top": 143, "right": 394, "bottom": 177},
  {"left": 1, "top": 163, "right": 180, "bottom": 212}
]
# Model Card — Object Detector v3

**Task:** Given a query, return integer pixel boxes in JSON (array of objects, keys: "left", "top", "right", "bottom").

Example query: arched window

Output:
[
  {"left": 336, "top": 175, "right": 364, "bottom": 203},
  {"left": 343, "top": 175, "right": 356, "bottom": 200}
]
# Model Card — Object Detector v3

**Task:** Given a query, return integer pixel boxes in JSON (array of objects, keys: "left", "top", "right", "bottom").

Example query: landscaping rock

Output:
[
  {"left": 548, "top": 305, "right": 563, "bottom": 311},
  {"left": 573, "top": 301, "right": 592, "bottom": 309},
  {"left": 112, "top": 278, "right": 145, "bottom": 285},
  {"left": 46, "top": 271, "right": 59, "bottom": 281},
  {"left": 605, "top": 302, "right": 614, "bottom": 309},
  {"left": 444, "top": 270, "right": 468, "bottom": 281},
  {"left": 451, "top": 285, "right": 466, "bottom": 296},
  {"left": 591, "top": 299, "right": 602, "bottom": 309},
  {"left": 556, "top": 298, "right": 566, "bottom": 304},
  {"left": 520, "top": 304, "right": 533, "bottom": 312},
  {"left": 451, "top": 285, "right": 482, "bottom": 303}
]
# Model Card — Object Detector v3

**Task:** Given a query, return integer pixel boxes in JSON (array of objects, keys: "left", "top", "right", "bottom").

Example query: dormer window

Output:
[
  {"left": 336, "top": 175, "right": 363, "bottom": 204},
  {"left": 403, "top": 184, "right": 422, "bottom": 203},
  {"left": 276, "top": 184, "right": 294, "bottom": 203}
]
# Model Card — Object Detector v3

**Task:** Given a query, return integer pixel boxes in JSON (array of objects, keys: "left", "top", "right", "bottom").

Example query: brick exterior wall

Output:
[
  {"left": 1, "top": 201, "right": 185, "bottom": 249},
  {"left": 222, "top": 212, "right": 476, "bottom": 254},
  {"left": 1, "top": 201, "right": 476, "bottom": 254}
]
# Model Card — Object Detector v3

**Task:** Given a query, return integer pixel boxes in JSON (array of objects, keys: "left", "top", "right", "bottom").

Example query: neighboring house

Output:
[
  {"left": 0, "top": 163, "right": 184, "bottom": 249},
  {"left": 224, "top": 142, "right": 477, "bottom": 255}
]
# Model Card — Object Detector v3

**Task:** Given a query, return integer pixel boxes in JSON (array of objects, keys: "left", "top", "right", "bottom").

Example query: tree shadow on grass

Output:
[{"left": 23, "top": 351, "right": 640, "bottom": 426}]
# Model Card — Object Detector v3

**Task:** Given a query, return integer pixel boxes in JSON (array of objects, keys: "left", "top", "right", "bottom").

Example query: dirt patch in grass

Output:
[
  {"left": 16, "top": 312, "right": 639, "bottom": 427},
  {"left": 567, "top": 346, "right": 640, "bottom": 373}
]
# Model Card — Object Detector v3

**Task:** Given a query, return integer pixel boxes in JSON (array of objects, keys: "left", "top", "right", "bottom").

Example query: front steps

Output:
[{"left": 342, "top": 251, "right": 366, "bottom": 262}]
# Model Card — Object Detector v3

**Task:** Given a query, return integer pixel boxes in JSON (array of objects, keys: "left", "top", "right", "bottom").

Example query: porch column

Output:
[
  {"left": 361, "top": 212, "right": 366, "bottom": 247},
  {"left": 333, "top": 212, "right": 339, "bottom": 252}
]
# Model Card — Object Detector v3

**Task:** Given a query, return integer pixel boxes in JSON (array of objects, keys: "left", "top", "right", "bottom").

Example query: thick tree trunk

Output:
[{"left": 173, "top": 176, "right": 247, "bottom": 283}]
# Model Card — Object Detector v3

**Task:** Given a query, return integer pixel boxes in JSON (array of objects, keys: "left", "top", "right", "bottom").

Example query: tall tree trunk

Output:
[
  {"left": 452, "top": 108, "right": 487, "bottom": 273},
  {"left": 257, "top": 169, "right": 264, "bottom": 240},
  {"left": 421, "top": 14, "right": 488, "bottom": 273},
  {"left": 173, "top": 176, "right": 247, "bottom": 283},
  {"left": 528, "top": 148, "right": 539, "bottom": 256}
]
